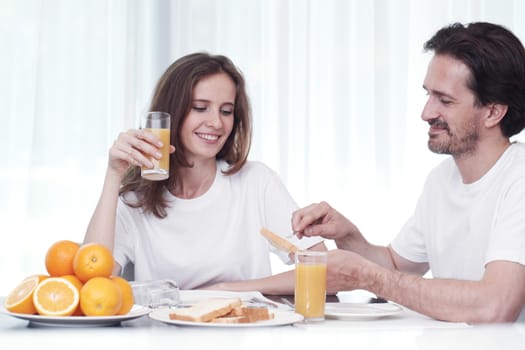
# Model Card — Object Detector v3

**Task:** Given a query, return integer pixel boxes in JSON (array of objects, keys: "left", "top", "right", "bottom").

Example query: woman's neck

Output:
[{"left": 169, "top": 159, "right": 218, "bottom": 199}]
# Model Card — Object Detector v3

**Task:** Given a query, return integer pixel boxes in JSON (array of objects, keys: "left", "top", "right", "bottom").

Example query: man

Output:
[{"left": 292, "top": 22, "right": 525, "bottom": 323}]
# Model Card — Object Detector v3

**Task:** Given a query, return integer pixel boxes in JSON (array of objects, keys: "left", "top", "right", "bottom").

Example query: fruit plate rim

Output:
[{"left": 0, "top": 304, "right": 150, "bottom": 327}]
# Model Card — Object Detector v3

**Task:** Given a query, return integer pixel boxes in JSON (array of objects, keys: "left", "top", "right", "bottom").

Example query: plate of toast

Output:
[{"left": 149, "top": 294, "right": 303, "bottom": 327}]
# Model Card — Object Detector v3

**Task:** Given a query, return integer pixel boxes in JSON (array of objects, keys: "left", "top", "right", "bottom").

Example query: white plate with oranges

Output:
[
  {"left": 2, "top": 240, "right": 150, "bottom": 327},
  {"left": 1, "top": 304, "right": 151, "bottom": 327}
]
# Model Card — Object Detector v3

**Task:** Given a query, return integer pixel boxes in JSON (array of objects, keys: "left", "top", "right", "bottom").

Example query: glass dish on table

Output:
[{"left": 130, "top": 279, "right": 181, "bottom": 308}]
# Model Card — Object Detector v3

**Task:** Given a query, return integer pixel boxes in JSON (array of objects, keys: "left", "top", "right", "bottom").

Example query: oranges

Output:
[
  {"left": 4, "top": 240, "right": 134, "bottom": 317},
  {"left": 62, "top": 274, "right": 84, "bottom": 315},
  {"left": 80, "top": 277, "right": 123, "bottom": 316},
  {"left": 45, "top": 240, "right": 80, "bottom": 276},
  {"left": 4, "top": 275, "right": 47, "bottom": 314},
  {"left": 111, "top": 276, "right": 135, "bottom": 315},
  {"left": 73, "top": 243, "right": 115, "bottom": 283},
  {"left": 33, "top": 277, "right": 80, "bottom": 316}
]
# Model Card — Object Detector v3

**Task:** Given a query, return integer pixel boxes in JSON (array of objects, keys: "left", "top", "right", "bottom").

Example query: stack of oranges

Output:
[{"left": 3, "top": 240, "right": 134, "bottom": 317}]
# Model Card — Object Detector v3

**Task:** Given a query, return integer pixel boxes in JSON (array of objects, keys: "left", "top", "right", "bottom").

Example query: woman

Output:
[{"left": 84, "top": 52, "right": 325, "bottom": 294}]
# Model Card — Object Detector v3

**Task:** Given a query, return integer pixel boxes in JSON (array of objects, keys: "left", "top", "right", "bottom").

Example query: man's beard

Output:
[{"left": 427, "top": 118, "right": 479, "bottom": 157}]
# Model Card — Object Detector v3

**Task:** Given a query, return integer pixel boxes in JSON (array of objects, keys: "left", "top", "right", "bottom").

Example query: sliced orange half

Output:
[
  {"left": 4, "top": 275, "right": 47, "bottom": 314},
  {"left": 32, "top": 277, "right": 80, "bottom": 316},
  {"left": 62, "top": 274, "right": 84, "bottom": 316}
]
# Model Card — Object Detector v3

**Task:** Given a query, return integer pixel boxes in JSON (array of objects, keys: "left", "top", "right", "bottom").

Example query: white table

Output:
[{"left": 1, "top": 295, "right": 524, "bottom": 350}]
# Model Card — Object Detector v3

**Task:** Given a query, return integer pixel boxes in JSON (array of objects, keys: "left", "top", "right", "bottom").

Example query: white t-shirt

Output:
[
  {"left": 391, "top": 142, "right": 525, "bottom": 320},
  {"left": 113, "top": 160, "right": 323, "bottom": 289}
]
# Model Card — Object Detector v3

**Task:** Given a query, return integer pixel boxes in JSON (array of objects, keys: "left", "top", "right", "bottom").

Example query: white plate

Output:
[
  {"left": 178, "top": 290, "right": 271, "bottom": 302},
  {"left": 324, "top": 302, "right": 403, "bottom": 321},
  {"left": 178, "top": 290, "right": 289, "bottom": 309},
  {"left": 1, "top": 305, "right": 151, "bottom": 327},
  {"left": 149, "top": 307, "right": 303, "bottom": 328}
]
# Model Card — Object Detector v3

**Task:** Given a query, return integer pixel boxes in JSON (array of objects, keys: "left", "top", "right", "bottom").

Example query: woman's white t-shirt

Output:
[{"left": 113, "top": 160, "right": 322, "bottom": 289}]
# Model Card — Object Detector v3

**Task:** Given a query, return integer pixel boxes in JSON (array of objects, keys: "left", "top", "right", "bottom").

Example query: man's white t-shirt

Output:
[
  {"left": 113, "top": 160, "right": 322, "bottom": 289},
  {"left": 391, "top": 142, "right": 525, "bottom": 320}
]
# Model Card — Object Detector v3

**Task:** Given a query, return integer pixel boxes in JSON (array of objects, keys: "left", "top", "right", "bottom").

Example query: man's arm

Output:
[
  {"left": 331, "top": 249, "right": 525, "bottom": 323},
  {"left": 292, "top": 202, "right": 429, "bottom": 272}
]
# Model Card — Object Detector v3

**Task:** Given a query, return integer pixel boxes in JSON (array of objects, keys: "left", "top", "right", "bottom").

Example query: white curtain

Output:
[{"left": 2, "top": 0, "right": 525, "bottom": 292}]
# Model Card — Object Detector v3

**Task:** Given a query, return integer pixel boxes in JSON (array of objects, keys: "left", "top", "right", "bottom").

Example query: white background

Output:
[{"left": 1, "top": 0, "right": 525, "bottom": 294}]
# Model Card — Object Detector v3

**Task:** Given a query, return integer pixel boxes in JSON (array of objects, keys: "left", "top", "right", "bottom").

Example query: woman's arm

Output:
[
  {"left": 204, "top": 242, "right": 328, "bottom": 295},
  {"left": 84, "top": 129, "right": 168, "bottom": 275},
  {"left": 84, "top": 168, "right": 122, "bottom": 250}
]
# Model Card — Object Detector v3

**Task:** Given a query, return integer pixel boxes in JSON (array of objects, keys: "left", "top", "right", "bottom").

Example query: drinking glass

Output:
[
  {"left": 140, "top": 111, "right": 171, "bottom": 181},
  {"left": 294, "top": 250, "right": 327, "bottom": 321}
]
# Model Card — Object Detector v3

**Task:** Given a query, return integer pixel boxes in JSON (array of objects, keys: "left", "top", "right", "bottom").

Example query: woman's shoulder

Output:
[
  {"left": 219, "top": 159, "right": 274, "bottom": 174},
  {"left": 237, "top": 160, "right": 279, "bottom": 177},
  {"left": 119, "top": 190, "right": 139, "bottom": 203},
  {"left": 219, "top": 160, "right": 280, "bottom": 183}
]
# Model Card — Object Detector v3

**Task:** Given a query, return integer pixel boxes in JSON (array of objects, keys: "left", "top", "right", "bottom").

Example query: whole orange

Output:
[
  {"left": 80, "top": 277, "right": 122, "bottom": 316},
  {"left": 111, "top": 276, "right": 135, "bottom": 315},
  {"left": 45, "top": 240, "right": 80, "bottom": 277},
  {"left": 73, "top": 243, "right": 114, "bottom": 282}
]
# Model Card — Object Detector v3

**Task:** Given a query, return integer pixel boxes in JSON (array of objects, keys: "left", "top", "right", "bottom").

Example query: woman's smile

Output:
[{"left": 196, "top": 132, "right": 220, "bottom": 142}]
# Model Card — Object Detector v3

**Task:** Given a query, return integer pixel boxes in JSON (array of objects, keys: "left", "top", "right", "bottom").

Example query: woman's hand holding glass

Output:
[{"left": 108, "top": 128, "right": 175, "bottom": 179}]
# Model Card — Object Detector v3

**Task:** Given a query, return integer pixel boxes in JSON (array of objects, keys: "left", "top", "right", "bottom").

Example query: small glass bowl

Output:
[{"left": 130, "top": 279, "right": 180, "bottom": 308}]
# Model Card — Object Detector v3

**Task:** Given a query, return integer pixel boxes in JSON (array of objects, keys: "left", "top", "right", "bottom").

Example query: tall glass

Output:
[
  {"left": 294, "top": 250, "right": 327, "bottom": 321},
  {"left": 141, "top": 112, "right": 171, "bottom": 181}
]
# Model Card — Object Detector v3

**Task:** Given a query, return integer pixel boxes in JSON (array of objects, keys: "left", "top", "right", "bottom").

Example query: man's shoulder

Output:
[
  {"left": 501, "top": 142, "right": 525, "bottom": 178},
  {"left": 508, "top": 142, "right": 525, "bottom": 160}
]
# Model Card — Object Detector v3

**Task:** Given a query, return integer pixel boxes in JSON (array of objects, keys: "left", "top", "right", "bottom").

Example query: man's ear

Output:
[{"left": 484, "top": 103, "right": 508, "bottom": 128}]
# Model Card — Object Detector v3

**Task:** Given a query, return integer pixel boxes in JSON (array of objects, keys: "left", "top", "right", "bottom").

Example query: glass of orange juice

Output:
[
  {"left": 141, "top": 111, "right": 171, "bottom": 181},
  {"left": 294, "top": 250, "right": 327, "bottom": 321}
]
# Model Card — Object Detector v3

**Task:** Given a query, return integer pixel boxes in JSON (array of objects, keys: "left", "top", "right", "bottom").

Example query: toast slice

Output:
[
  {"left": 260, "top": 227, "right": 299, "bottom": 253},
  {"left": 228, "top": 306, "right": 275, "bottom": 322},
  {"left": 169, "top": 297, "right": 242, "bottom": 322},
  {"left": 210, "top": 315, "right": 250, "bottom": 324}
]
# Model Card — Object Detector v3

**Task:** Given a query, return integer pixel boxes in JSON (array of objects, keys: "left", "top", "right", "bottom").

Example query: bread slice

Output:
[
  {"left": 231, "top": 306, "right": 275, "bottom": 322},
  {"left": 212, "top": 306, "right": 274, "bottom": 324},
  {"left": 260, "top": 227, "right": 299, "bottom": 253},
  {"left": 169, "top": 298, "right": 242, "bottom": 322},
  {"left": 210, "top": 315, "right": 250, "bottom": 324}
]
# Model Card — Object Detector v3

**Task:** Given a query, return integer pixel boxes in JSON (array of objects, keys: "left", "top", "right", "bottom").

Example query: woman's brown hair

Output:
[{"left": 119, "top": 53, "right": 252, "bottom": 218}]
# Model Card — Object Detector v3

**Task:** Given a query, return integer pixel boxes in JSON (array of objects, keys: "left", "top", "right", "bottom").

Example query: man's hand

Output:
[
  {"left": 325, "top": 249, "right": 369, "bottom": 294},
  {"left": 291, "top": 201, "right": 362, "bottom": 249}
]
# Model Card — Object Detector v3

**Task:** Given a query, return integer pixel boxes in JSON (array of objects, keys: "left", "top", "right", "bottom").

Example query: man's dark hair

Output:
[{"left": 424, "top": 22, "right": 525, "bottom": 137}]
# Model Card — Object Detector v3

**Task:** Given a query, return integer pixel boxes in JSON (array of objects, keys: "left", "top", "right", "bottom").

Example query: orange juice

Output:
[
  {"left": 141, "top": 128, "right": 170, "bottom": 181},
  {"left": 295, "top": 260, "right": 327, "bottom": 320}
]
